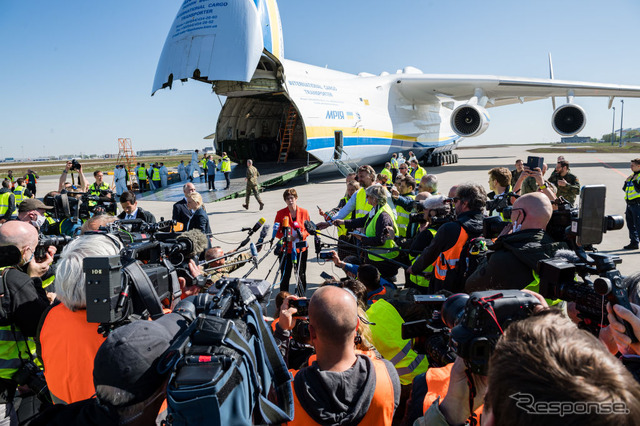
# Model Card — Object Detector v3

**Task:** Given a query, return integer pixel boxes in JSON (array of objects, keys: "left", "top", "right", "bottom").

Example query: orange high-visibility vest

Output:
[
  {"left": 423, "top": 363, "right": 483, "bottom": 416},
  {"left": 434, "top": 227, "right": 468, "bottom": 281},
  {"left": 288, "top": 356, "right": 395, "bottom": 425},
  {"left": 39, "top": 304, "right": 106, "bottom": 404}
]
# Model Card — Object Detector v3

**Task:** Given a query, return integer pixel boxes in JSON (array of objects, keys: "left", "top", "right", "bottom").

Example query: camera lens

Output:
[{"left": 441, "top": 293, "right": 469, "bottom": 328}]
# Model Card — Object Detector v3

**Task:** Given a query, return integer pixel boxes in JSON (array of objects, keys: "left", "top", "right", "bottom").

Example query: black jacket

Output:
[
  {"left": 171, "top": 198, "right": 192, "bottom": 226},
  {"left": 186, "top": 208, "right": 211, "bottom": 235},
  {"left": 117, "top": 207, "right": 156, "bottom": 232},
  {"left": 411, "top": 210, "right": 484, "bottom": 274},
  {"left": 465, "top": 229, "right": 566, "bottom": 293}
]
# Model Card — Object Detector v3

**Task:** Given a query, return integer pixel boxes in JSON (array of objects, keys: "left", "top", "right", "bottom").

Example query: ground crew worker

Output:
[
  {"left": 13, "top": 177, "right": 31, "bottom": 207},
  {"left": 137, "top": 163, "right": 148, "bottom": 191},
  {"left": 24, "top": 169, "right": 39, "bottom": 197},
  {"left": 390, "top": 153, "right": 399, "bottom": 182},
  {"left": 277, "top": 286, "right": 400, "bottom": 425},
  {"left": 392, "top": 175, "right": 417, "bottom": 238},
  {"left": 623, "top": 158, "right": 640, "bottom": 250},
  {"left": 5, "top": 170, "right": 15, "bottom": 190},
  {"left": 200, "top": 154, "right": 208, "bottom": 183},
  {"left": 380, "top": 162, "right": 393, "bottom": 184},
  {"left": 0, "top": 179, "right": 16, "bottom": 223},
  {"left": 88, "top": 170, "right": 111, "bottom": 207},
  {"left": 150, "top": 163, "right": 161, "bottom": 190},
  {"left": 409, "top": 159, "right": 427, "bottom": 183},
  {"left": 220, "top": 152, "right": 231, "bottom": 190}
]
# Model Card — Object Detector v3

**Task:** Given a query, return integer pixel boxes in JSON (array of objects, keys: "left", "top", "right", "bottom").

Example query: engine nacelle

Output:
[
  {"left": 450, "top": 104, "right": 490, "bottom": 137},
  {"left": 552, "top": 104, "right": 586, "bottom": 136}
]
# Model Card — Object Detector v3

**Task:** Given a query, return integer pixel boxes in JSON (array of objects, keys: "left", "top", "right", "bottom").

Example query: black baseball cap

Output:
[{"left": 93, "top": 313, "right": 189, "bottom": 405}]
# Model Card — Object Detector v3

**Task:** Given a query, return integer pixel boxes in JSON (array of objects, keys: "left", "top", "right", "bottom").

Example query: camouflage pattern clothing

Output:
[{"left": 203, "top": 252, "right": 252, "bottom": 291}]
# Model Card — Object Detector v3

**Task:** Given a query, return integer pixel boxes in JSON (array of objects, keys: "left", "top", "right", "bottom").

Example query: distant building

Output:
[
  {"left": 560, "top": 135, "right": 591, "bottom": 144},
  {"left": 137, "top": 148, "right": 179, "bottom": 156}
]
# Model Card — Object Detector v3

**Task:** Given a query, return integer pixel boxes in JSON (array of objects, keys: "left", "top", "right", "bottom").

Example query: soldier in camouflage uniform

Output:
[
  {"left": 243, "top": 159, "right": 264, "bottom": 210},
  {"left": 202, "top": 246, "right": 253, "bottom": 291}
]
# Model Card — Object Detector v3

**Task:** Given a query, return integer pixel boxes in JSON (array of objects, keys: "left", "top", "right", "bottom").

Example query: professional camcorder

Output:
[
  {"left": 485, "top": 191, "right": 517, "bottom": 220},
  {"left": 83, "top": 224, "right": 210, "bottom": 334},
  {"left": 402, "top": 290, "right": 540, "bottom": 374},
  {"left": 44, "top": 191, "right": 117, "bottom": 221}
]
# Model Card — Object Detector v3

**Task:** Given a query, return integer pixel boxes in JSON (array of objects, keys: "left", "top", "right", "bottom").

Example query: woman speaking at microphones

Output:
[{"left": 273, "top": 188, "right": 310, "bottom": 294}]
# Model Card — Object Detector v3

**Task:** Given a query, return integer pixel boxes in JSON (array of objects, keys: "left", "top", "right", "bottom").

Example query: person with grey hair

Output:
[
  {"left": 407, "top": 183, "right": 485, "bottom": 293},
  {"left": 419, "top": 174, "right": 439, "bottom": 195},
  {"left": 37, "top": 234, "right": 123, "bottom": 405},
  {"left": 334, "top": 184, "right": 400, "bottom": 280},
  {"left": 0, "top": 221, "right": 52, "bottom": 424}
]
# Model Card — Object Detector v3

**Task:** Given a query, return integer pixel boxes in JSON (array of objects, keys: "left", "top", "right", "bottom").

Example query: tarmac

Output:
[{"left": 34, "top": 144, "right": 640, "bottom": 314}]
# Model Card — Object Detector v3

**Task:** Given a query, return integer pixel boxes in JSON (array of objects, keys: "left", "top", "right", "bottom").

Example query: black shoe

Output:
[{"left": 623, "top": 243, "right": 639, "bottom": 250}]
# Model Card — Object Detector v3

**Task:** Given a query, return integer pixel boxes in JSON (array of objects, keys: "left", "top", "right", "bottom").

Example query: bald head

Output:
[
  {"left": 512, "top": 192, "right": 553, "bottom": 230},
  {"left": 0, "top": 221, "right": 39, "bottom": 265},
  {"left": 309, "top": 286, "right": 358, "bottom": 345}
]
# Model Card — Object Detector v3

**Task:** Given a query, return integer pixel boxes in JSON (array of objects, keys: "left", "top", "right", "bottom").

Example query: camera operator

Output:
[
  {"left": 549, "top": 159, "right": 580, "bottom": 206},
  {"left": 277, "top": 286, "right": 400, "bottom": 425},
  {"left": 407, "top": 183, "right": 485, "bottom": 293},
  {"left": 0, "top": 221, "right": 53, "bottom": 424},
  {"left": 16, "top": 199, "right": 54, "bottom": 233},
  {"left": 58, "top": 161, "right": 88, "bottom": 193},
  {"left": 116, "top": 191, "right": 156, "bottom": 232},
  {"left": 513, "top": 162, "right": 557, "bottom": 201},
  {"left": 416, "top": 310, "right": 640, "bottom": 426},
  {"left": 465, "top": 192, "right": 566, "bottom": 295},
  {"left": 29, "top": 308, "right": 194, "bottom": 426},
  {"left": 486, "top": 167, "right": 513, "bottom": 219},
  {"left": 406, "top": 195, "right": 450, "bottom": 292},
  {"left": 37, "top": 234, "right": 122, "bottom": 405}
]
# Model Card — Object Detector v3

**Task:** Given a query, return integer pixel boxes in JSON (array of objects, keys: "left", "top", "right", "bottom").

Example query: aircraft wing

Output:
[{"left": 393, "top": 74, "right": 640, "bottom": 108}]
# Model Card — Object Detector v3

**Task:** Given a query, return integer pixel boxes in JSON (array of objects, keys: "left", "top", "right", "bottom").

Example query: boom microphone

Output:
[
  {"left": 304, "top": 220, "right": 318, "bottom": 235},
  {"left": 172, "top": 229, "right": 209, "bottom": 258}
]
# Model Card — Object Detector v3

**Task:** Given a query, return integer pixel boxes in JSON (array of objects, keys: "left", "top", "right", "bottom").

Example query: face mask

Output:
[
  {"left": 512, "top": 220, "right": 522, "bottom": 233},
  {"left": 34, "top": 214, "right": 46, "bottom": 229}
]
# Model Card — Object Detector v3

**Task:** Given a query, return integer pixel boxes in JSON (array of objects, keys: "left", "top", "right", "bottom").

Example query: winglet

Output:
[{"left": 549, "top": 52, "right": 556, "bottom": 110}]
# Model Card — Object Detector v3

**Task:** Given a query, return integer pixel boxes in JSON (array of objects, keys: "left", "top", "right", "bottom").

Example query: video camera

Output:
[
  {"left": 485, "top": 191, "right": 517, "bottom": 220},
  {"left": 44, "top": 191, "right": 117, "bottom": 221},
  {"left": 402, "top": 290, "right": 540, "bottom": 374},
  {"left": 83, "top": 223, "right": 210, "bottom": 334}
]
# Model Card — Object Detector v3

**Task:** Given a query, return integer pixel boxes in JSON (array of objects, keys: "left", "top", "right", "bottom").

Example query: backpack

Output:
[
  {"left": 445, "top": 236, "right": 491, "bottom": 293},
  {"left": 160, "top": 280, "right": 294, "bottom": 425}
]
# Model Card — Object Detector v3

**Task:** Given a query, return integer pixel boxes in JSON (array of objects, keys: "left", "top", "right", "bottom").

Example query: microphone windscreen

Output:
[
  {"left": 272, "top": 222, "right": 280, "bottom": 238},
  {"left": 178, "top": 229, "right": 209, "bottom": 257},
  {"left": 250, "top": 243, "right": 258, "bottom": 258},
  {"left": 282, "top": 216, "right": 290, "bottom": 228},
  {"left": 259, "top": 224, "right": 269, "bottom": 239},
  {"left": 304, "top": 220, "right": 317, "bottom": 235},
  {"left": 553, "top": 249, "right": 581, "bottom": 263}
]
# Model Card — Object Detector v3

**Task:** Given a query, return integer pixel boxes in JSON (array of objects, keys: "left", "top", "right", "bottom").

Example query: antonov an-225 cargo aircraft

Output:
[{"left": 152, "top": 0, "right": 640, "bottom": 175}]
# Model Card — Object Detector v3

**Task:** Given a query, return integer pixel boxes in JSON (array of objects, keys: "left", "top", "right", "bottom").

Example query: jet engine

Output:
[
  {"left": 450, "top": 104, "right": 490, "bottom": 137},
  {"left": 552, "top": 104, "right": 586, "bottom": 136}
]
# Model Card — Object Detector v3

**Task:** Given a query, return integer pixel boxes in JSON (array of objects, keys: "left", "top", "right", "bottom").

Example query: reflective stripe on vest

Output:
[
  {"left": 523, "top": 270, "right": 563, "bottom": 306},
  {"left": 152, "top": 168, "right": 161, "bottom": 181},
  {"left": 355, "top": 188, "right": 373, "bottom": 219},
  {"left": 380, "top": 168, "right": 392, "bottom": 183},
  {"left": 288, "top": 356, "right": 395, "bottom": 426},
  {"left": 221, "top": 157, "right": 231, "bottom": 172},
  {"left": 337, "top": 196, "right": 351, "bottom": 237},
  {"left": 390, "top": 158, "right": 398, "bottom": 169},
  {"left": 89, "top": 182, "right": 109, "bottom": 197},
  {"left": 13, "top": 186, "right": 25, "bottom": 205},
  {"left": 367, "top": 299, "right": 429, "bottom": 385},
  {"left": 414, "top": 167, "right": 426, "bottom": 182},
  {"left": 395, "top": 194, "right": 415, "bottom": 237},
  {"left": 365, "top": 204, "right": 399, "bottom": 261},
  {"left": 409, "top": 228, "right": 437, "bottom": 288},
  {"left": 0, "top": 192, "right": 11, "bottom": 216},
  {"left": 625, "top": 173, "right": 640, "bottom": 201},
  {"left": 0, "top": 267, "right": 39, "bottom": 380},
  {"left": 137, "top": 167, "right": 147, "bottom": 178},
  {"left": 434, "top": 226, "right": 468, "bottom": 281},
  {"left": 423, "top": 363, "right": 484, "bottom": 417}
]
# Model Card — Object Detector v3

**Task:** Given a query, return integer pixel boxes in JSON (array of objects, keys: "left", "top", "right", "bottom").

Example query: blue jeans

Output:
[{"left": 626, "top": 202, "right": 640, "bottom": 244}]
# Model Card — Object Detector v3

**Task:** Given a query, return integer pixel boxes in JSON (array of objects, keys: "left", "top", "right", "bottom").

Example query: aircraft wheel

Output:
[
  {"left": 454, "top": 153, "right": 459, "bottom": 163},
  {"left": 436, "top": 154, "right": 442, "bottom": 166}
]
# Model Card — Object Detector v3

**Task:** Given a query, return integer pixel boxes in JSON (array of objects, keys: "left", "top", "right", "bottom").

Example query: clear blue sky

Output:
[{"left": 1, "top": 0, "right": 638, "bottom": 159}]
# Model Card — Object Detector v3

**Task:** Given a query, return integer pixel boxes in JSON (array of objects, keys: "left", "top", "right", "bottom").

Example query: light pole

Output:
[
  {"left": 619, "top": 99, "right": 624, "bottom": 148},
  {"left": 611, "top": 106, "right": 616, "bottom": 145}
]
